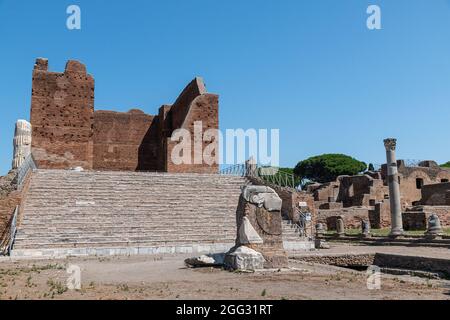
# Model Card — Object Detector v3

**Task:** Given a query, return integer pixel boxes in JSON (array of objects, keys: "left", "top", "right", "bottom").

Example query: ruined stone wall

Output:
[
  {"left": 312, "top": 182, "right": 339, "bottom": 202},
  {"left": 320, "top": 208, "right": 370, "bottom": 230},
  {"left": 336, "top": 175, "right": 388, "bottom": 207},
  {"left": 420, "top": 182, "right": 450, "bottom": 206},
  {"left": 30, "top": 59, "right": 94, "bottom": 169},
  {"left": 164, "top": 78, "right": 219, "bottom": 174},
  {"left": 382, "top": 160, "right": 450, "bottom": 207},
  {"left": 93, "top": 110, "right": 160, "bottom": 171},
  {"left": 403, "top": 206, "right": 450, "bottom": 230},
  {"left": 0, "top": 171, "right": 19, "bottom": 239},
  {"left": 28, "top": 59, "right": 219, "bottom": 173}
]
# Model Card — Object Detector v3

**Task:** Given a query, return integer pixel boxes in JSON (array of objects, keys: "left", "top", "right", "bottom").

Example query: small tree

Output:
[
  {"left": 368, "top": 163, "right": 375, "bottom": 171},
  {"left": 441, "top": 161, "right": 450, "bottom": 168},
  {"left": 294, "top": 154, "right": 367, "bottom": 183}
]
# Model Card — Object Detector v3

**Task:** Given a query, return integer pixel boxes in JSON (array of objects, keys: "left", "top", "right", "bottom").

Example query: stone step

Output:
[
  {"left": 15, "top": 232, "right": 237, "bottom": 241},
  {"left": 14, "top": 170, "right": 246, "bottom": 253},
  {"left": 14, "top": 170, "right": 312, "bottom": 255},
  {"left": 13, "top": 239, "right": 235, "bottom": 250}
]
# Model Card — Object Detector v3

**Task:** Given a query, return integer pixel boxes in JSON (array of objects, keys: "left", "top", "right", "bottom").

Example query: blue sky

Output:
[{"left": 1, "top": 0, "right": 450, "bottom": 175}]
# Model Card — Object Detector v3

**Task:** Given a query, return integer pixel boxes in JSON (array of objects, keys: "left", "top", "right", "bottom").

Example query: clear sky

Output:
[{"left": 1, "top": 0, "right": 450, "bottom": 175}]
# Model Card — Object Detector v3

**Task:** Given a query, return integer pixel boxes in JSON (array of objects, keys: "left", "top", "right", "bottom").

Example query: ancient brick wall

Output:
[
  {"left": 321, "top": 208, "right": 370, "bottom": 230},
  {"left": 164, "top": 78, "right": 219, "bottom": 174},
  {"left": 28, "top": 59, "right": 219, "bottom": 174},
  {"left": 0, "top": 171, "right": 20, "bottom": 243},
  {"left": 93, "top": 110, "right": 160, "bottom": 171},
  {"left": 403, "top": 206, "right": 450, "bottom": 230},
  {"left": 336, "top": 175, "right": 388, "bottom": 207},
  {"left": 30, "top": 59, "right": 94, "bottom": 169}
]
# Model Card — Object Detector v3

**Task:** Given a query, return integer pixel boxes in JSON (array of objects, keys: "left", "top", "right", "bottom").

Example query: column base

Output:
[{"left": 389, "top": 228, "right": 404, "bottom": 238}]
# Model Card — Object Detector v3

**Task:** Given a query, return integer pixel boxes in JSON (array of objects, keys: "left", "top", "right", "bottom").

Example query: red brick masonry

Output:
[{"left": 30, "top": 58, "right": 218, "bottom": 173}]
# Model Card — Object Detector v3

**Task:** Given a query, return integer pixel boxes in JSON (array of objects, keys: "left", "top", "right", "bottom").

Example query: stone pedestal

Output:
[{"left": 225, "top": 186, "right": 288, "bottom": 270}]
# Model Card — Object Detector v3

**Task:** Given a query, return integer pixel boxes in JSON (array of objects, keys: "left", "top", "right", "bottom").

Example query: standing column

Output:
[{"left": 383, "top": 138, "right": 404, "bottom": 237}]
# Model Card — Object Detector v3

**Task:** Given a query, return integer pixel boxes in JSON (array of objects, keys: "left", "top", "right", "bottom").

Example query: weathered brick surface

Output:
[
  {"left": 403, "top": 206, "right": 450, "bottom": 230},
  {"left": 164, "top": 90, "right": 219, "bottom": 174},
  {"left": 31, "top": 59, "right": 94, "bottom": 169},
  {"left": 93, "top": 110, "right": 159, "bottom": 171},
  {"left": 381, "top": 160, "right": 450, "bottom": 206},
  {"left": 29, "top": 59, "right": 218, "bottom": 173},
  {"left": 420, "top": 182, "right": 450, "bottom": 206},
  {"left": 0, "top": 171, "right": 23, "bottom": 247}
]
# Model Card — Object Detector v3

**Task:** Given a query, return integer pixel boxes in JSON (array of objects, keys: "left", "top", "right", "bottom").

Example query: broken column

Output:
[
  {"left": 336, "top": 216, "right": 345, "bottom": 238},
  {"left": 12, "top": 120, "right": 32, "bottom": 169},
  {"left": 361, "top": 220, "right": 371, "bottom": 238},
  {"left": 315, "top": 223, "right": 325, "bottom": 237},
  {"left": 383, "top": 138, "right": 404, "bottom": 237},
  {"left": 224, "top": 185, "right": 288, "bottom": 270},
  {"left": 425, "top": 214, "right": 443, "bottom": 240}
]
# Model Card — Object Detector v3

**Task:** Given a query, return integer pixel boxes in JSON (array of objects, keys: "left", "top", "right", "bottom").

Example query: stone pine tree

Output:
[{"left": 294, "top": 154, "right": 367, "bottom": 183}]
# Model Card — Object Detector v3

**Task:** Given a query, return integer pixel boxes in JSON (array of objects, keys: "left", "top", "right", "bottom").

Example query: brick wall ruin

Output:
[
  {"left": 93, "top": 110, "right": 159, "bottom": 171},
  {"left": 420, "top": 182, "right": 450, "bottom": 206},
  {"left": 382, "top": 160, "right": 450, "bottom": 206},
  {"left": 312, "top": 161, "right": 450, "bottom": 230},
  {"left": 31, "top": 59, "right": 94, "bottom": 169},
  {"left": 29, "top": 58, "right": 218, "bottom": 173}
]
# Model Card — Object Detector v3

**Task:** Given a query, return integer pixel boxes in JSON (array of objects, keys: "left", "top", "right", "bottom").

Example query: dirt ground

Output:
[{"left": 1, "top": 244, "right": 450, "bottom": 300}]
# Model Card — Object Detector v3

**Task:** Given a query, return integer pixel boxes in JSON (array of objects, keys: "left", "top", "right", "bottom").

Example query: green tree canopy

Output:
[
  {"left": 441, "top": 161, "right": 450, "bottom": 168},
  {"left": 294, "top": 154, "right": 367, "bottom": 183}
]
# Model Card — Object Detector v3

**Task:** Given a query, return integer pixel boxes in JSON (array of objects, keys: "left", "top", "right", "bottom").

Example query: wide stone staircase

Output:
[{"left": 12, "top": 170, "right": 248, "bottom": 257}]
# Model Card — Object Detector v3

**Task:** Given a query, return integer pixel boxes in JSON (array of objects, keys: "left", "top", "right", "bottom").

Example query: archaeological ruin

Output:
[
  {"left": 30, "top": 58, "right": 218, "bottom": 173},
  {"left": 0, "top": 58, "right": 449, "bottom": 270},
  {"left": 311, "top": 144, "right": 450, "bottom": 233},
  {"left": 0, "top": 58, "right": 315, "bottom": 261}
]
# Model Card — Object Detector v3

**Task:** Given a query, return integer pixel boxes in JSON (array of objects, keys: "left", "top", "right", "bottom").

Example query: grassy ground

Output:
[{"left": 326, "top": 228, "right": 450, "bottom": 237}]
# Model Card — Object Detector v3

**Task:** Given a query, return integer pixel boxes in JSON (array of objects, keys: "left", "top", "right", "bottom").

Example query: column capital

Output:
[{"left": 384, "top": 138, "right": 397, "bottom": 151}]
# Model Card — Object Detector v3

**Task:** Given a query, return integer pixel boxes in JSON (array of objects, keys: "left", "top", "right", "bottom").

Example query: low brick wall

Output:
[
  {"left": 403, "top": 206, "right": 450, "bottom": 230},
  {"left": 421, "top": 182, "right": 450, "bottom": 206},
  {"left": 294, "top": 254, "right": 375, "bottom": 267},
  {"left": 318, "top": 207, "right": 370, "bottom": 230},
  {"left": 293, "top": 253, "right": 450, "bottom": 277},
  {"left": 374, "top": 253, "right": 450, "bottom": 277}
]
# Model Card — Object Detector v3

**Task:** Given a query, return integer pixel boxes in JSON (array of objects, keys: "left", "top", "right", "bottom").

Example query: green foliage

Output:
[
  {"left": 294, "top": 154, "right": 367, "bottom": 183},
  {"left": 441, "top": 162, "right": 450, "bottom": 168}
]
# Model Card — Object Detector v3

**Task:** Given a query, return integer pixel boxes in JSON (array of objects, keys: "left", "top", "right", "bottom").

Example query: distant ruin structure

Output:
[
  {"left": 310, "top": 142, "right": 450, "bottom": 232},
  {"left": 30, "top": 58, "right": 218, "bottom": 173}
]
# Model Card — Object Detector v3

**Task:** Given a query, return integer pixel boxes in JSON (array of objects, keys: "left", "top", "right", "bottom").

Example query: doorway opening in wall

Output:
[
  {"left": 416, "top": 178, "right": 424, "bottom": 189},
  {"left": 441, "top": 179, "right": 449, "bottom": 183}
]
